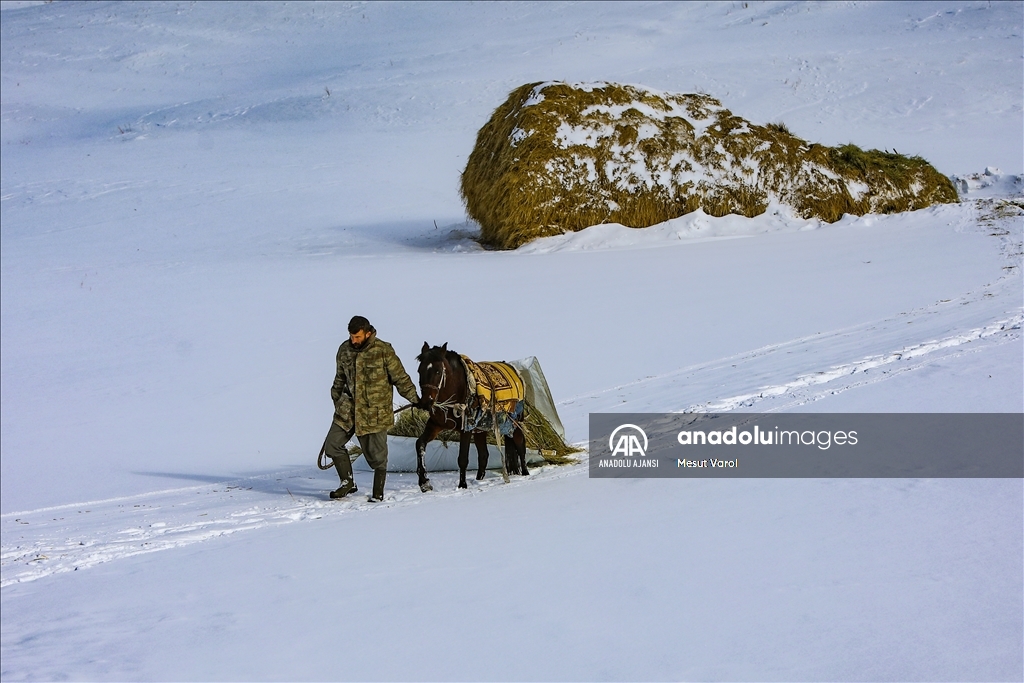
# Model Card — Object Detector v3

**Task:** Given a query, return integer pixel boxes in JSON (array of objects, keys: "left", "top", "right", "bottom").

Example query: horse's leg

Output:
[
  {"left": 503, "top": 434, "right": 519, "bottom": 475},
  {"left": 457, "top": 431, "right": 471, "bottom": 489},
  {"left": 514, "top": 426, "right": 529, "bottom": 476},
  {"left": 415, "top": 421, "right": 443, "bottom": 492},
  {"left": 474, "top": 431, "right": 489, "bottom": 480}
]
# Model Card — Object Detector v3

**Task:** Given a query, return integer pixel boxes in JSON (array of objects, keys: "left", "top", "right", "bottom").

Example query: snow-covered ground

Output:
[{"left": 2, "top": 2, "right": 1021, "bottom": 680}]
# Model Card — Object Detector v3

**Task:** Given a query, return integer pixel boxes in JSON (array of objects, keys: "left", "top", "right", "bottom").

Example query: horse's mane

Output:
[{"left": 416, "top": 344, "right": 460, "bottom": 366}]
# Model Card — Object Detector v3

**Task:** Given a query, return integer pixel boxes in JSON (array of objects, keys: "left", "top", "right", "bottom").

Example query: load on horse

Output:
[{"left": 415, "top": 342, "right": 529, "bottom": 491}]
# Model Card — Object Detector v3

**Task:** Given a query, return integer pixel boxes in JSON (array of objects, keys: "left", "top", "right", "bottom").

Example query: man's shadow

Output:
[{"left": 131, "top": 468, "right": 336, "bottom": 499}]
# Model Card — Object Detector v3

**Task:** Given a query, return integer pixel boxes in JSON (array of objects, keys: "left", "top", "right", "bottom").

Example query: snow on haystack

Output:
[{"left": 461, "top": 81, "right": 959, "bottom": 249}]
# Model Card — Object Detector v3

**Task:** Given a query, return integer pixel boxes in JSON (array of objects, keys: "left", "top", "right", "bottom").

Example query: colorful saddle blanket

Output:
[{"left": 459, "top": 356, "right": 525, "bottom": 414}]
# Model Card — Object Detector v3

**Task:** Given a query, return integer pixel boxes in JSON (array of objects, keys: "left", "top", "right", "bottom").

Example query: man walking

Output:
[{"left": 325, "top": 316, "right": 420, "bottom": 502}]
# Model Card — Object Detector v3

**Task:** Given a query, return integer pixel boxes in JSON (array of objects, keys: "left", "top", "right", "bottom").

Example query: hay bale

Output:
[
  {"left": 388, "top": 407, "right": 461, "bottom": 446},
  {"left": 388, "top": 402, "right": 581, "bottom": 465},
  {"left": 461, "top": 81, "right": 958, "bottom": 249}
]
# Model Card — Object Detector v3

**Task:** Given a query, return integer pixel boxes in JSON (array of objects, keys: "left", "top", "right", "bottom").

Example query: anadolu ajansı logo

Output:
[{"left": 609, "top": 424, "right": 648, "bottom": 457}]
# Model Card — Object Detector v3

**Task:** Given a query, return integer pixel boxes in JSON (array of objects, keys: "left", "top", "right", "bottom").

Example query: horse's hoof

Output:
[
  {"left": 475, "top": 471, "right": 485, "bottom": 480},
  {"left": 458, "top": 482, "right": 468, "bottom": 489},
  {"left": 420, "top": 482, "right": 433, "bottom": 493}
]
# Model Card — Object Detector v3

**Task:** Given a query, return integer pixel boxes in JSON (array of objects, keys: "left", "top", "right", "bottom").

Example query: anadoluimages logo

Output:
[{"left": 609, "top": 424, "right": 648, "bottom": 457}]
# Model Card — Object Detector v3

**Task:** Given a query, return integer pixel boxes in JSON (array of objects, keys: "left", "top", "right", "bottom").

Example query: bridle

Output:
[
  {"left": 419, "top": 356, "right": 467, "bottom": 427},
  {"left": 421, "top": 358, "right": 447, "bottom": 403}
]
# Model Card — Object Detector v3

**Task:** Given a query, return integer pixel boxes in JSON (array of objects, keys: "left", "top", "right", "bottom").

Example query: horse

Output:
[{"left": 414, "top": 342, "right": 529, "bottom": 491}]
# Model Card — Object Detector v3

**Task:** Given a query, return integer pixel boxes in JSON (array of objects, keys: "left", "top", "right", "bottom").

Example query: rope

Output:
[
  {"left": 479, "top": 367, "right": 510, "bottom": 484},
  {"left": 318, "top": 440, "right": 367, "bottom": 470},
  {"left": 317, "top": 436, "right": 333, "bottom": 470},
  {"left": 318, "top": 368, "right": 424, "bottom": 471}
]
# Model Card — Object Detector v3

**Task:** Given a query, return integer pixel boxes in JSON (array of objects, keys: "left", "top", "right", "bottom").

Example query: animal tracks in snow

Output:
[
  {"left": 690, "top": 313, "right": 1022, "bottom": 412},
  {"left": 0, "top": 462, "right": 584, "bottom": 587},
  {"left": 560, "top": 302, "right": 1021, "bottom": 422},
  {"left": 559, "top": 197, "right": 1022, "bottom": 420}
]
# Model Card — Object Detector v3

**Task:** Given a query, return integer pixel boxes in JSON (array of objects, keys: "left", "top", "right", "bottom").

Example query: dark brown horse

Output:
[{"left": 415, "top": 343, "right": 528, "bottom": 491}]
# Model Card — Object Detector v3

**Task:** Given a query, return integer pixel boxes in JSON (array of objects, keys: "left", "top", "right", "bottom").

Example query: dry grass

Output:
[
  {"left": 388, "top": 401, "right": 581, "bottom": 465},
  {"left": 988, "top": 198, "right": 1024, "bottom": 220},
  {"left": 462, "top": 82, "right": 958, "bottom": 249}
]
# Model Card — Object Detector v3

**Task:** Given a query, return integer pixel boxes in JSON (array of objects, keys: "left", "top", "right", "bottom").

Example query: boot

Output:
[
  {"left": 368, "top": 469, "right": 386, "bottom": 502},
  {"left": 330, "top": 478, "right": 355, "bottom": 499},
  {"left": 331, "top": 454, "right": 357, "bottom": 499}
]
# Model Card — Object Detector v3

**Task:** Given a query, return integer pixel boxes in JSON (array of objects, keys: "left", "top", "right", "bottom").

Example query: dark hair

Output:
[{"left": 348, "top": 315, "right": 374, "bottom": 335}]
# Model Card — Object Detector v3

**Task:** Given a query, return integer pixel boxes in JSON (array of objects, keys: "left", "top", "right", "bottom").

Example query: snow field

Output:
[
  {"left": 2, "top": 475, "right": 1020, "bottom": 681},
  {"left": 2, "top": 1, "right": 1022, "bottom": 680}
]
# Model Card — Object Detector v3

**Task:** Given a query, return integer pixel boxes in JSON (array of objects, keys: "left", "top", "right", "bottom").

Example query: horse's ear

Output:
[
  {"left": 422, "top": 342, "right": 430, "bottom": 353},
  {"left": 441, "top": 342, "right": 448, "bottom": 351}
]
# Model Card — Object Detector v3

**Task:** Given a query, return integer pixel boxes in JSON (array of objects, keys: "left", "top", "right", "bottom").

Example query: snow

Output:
[
  {"left": 544, "top": 82, "right": 740, "bottom": 195},
  {"left": 951, "top": 167, "right": 1024, "bottom": 197},
  {"left": 552, "top": 87, "right": 720, "bottom": 150},
  {"left": 1, "top": 1, "right": 1022, "bottom": 680}
]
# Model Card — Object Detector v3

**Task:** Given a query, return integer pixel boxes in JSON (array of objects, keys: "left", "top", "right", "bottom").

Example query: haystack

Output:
[{"left": 461, "top": 81, "right": 958, "bottom": 249}]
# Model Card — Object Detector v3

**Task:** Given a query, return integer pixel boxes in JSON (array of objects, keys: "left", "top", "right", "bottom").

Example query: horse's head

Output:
[{"left": 416, "top": 342, "right": 452, "bottom": 408}]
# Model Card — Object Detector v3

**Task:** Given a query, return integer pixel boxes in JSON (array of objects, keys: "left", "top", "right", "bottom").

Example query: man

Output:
[{"left": 325, "top": 316, "right": 420, "bottom": 502}]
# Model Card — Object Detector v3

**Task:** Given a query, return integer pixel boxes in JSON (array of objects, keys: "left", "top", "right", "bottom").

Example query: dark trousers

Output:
[{"left": 325, "top": 422, "right": 389, "bottom": 497}]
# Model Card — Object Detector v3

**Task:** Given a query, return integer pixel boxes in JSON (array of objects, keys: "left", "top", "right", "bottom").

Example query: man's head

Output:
[{"left": 348, "top": 316, "right": 375, "bottom": 349}]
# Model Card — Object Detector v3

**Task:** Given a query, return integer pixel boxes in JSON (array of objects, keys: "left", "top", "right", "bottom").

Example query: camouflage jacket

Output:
[{"left": 332, "top": 334, "right": 418, "bottom": 436}]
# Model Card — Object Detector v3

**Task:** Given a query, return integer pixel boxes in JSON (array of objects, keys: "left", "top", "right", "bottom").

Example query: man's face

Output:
[{"left": 350, "top": 329, "right": 371, "bottom": 348}]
